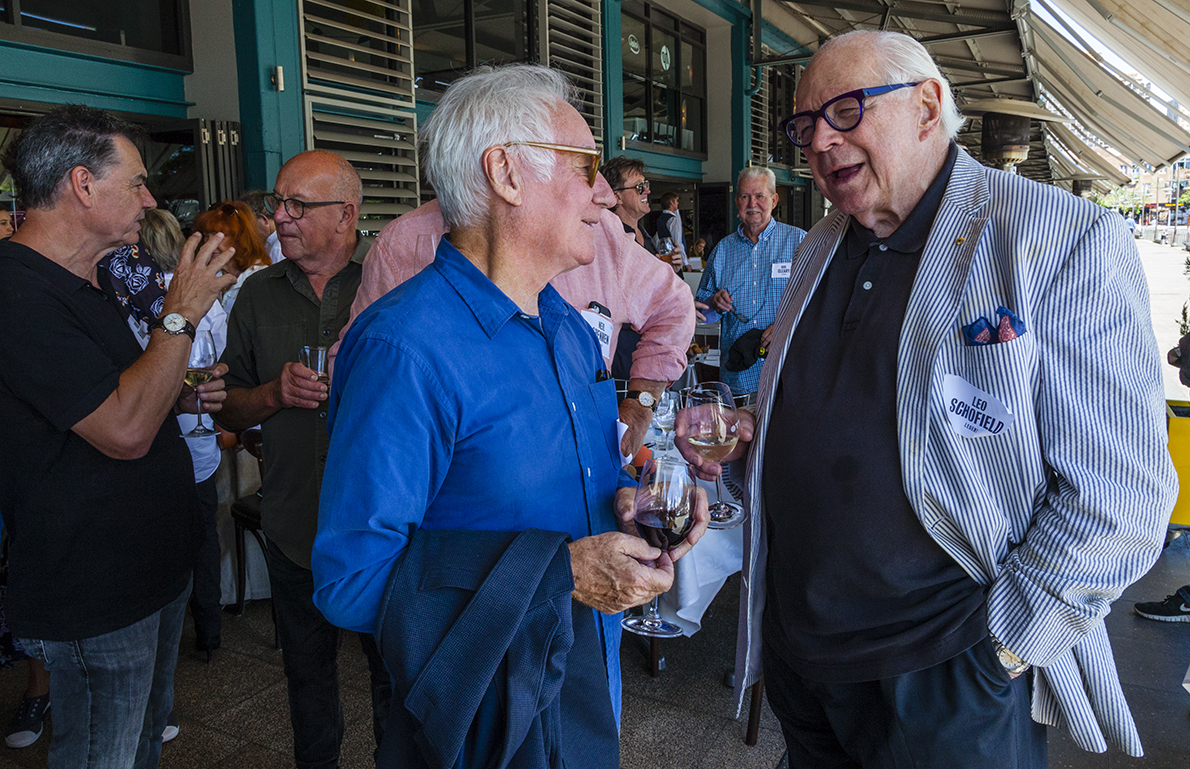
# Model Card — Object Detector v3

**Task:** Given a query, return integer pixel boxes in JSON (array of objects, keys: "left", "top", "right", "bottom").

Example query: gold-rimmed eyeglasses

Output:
[{"left": 503, "top": 141, "right": 603, "bottom": 186}]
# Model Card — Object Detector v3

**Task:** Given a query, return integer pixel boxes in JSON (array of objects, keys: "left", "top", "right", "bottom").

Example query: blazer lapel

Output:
[{"left": 896, "top": 149, "right": 991, "bottom": 515}]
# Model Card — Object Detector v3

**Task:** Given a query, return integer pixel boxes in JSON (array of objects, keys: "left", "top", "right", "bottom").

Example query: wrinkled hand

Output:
[
  {"left": 666, "top": 248, "right": 683, "bottom": 267},
  {"left": 1168, "top": 332, "right": 1190, "bottom": 386},
  {"left": 615, "top": 485, "right": 709, "bottom": 563},
  {"left": 712, "top": 289, "right": 733, "bottom": 313},
  {"left": 177, "top": 362, "right": 229, "bottom": 414},
  {"left": 619, "top": 399, "right": 652, "bottom": 459},
  {"left": 163, "top": 232, "right": 238, "bottom": 325},
  {"left": 569, "top": 532, "right": 675, "bottom": 614},
  {"left": 275, "top": 361, "right": 328, "bottom": 409},
  {"left": 675, "top": 407, "right": 755, "bottom": 482},
  {"left": 695, "top": 301, "right": 710, "bottom": 323}
]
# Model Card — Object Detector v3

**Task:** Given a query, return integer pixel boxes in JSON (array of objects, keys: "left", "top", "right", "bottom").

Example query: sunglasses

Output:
[
  {"left": 614, "top": 181, "right": 650, "bottom": 195},
  {"left": 504, "top": 141, "right": 603, "bottom": 186}
]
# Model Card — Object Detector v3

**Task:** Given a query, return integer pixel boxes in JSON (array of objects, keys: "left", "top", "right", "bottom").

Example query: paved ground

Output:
[{"left": 0, "top": 236, "right": 1188, "bottom": 768}]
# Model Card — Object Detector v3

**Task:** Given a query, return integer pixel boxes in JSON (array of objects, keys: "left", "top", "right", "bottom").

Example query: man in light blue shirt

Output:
[
  {"left": 312, "top": 65, "right": 706, "bottom": 768},
  {"left": 696, "top": 167, "right": 806, "bottom": 394}
]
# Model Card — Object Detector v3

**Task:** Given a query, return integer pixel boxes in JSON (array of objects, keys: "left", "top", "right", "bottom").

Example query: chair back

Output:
[{"left": 240, "top": 428, "right": 265, "bottom": 478}]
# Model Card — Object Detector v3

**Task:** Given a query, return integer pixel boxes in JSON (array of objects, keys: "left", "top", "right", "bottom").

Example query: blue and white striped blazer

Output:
[{"left": 733, "top": 148, "right": 1176, "bottom": 756}]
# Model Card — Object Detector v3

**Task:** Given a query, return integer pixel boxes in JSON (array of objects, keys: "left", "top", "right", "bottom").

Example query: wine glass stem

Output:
[
  {"left": 645, "top": 595, "right": 662, "bottom": 621},
  {"left": 715, "top": 476, "right": 726, "bottom": 507}
]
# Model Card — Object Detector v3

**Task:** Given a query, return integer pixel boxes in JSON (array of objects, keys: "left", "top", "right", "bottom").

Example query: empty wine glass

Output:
[
  {"left": 621, "top": 457, "right": 696, "bottom": 638},
  {"left": 683, "top": 381, "right": 745, "bottom": 529},
  {"left": 652, "top": 391, "right": 678, "bottom": 452},
  {"left": 183, "top": 329, "right": 218, "bottom": 437}
]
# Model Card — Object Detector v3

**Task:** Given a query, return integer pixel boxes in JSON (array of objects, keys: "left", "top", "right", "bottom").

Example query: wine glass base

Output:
[
  {"left": 183, "top": 427, "right": 218, "bottom": 437},
  {"left": 621, "top": 614, "right": 685, "bottom": 638},
  {"left": 707, "top": 502, "right": 746, "bottom": 530}
]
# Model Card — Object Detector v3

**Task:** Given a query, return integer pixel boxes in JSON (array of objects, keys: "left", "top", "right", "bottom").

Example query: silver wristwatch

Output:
[
  {"left": 990, "top": 635, "right": 1030, "bottom": 676},
  {"left": 151, "top": 312, "right": 196, "bottom": 341}
]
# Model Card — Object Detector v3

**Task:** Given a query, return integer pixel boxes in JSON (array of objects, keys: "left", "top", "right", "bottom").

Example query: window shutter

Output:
[{"left": 541, "top": 0, "right": 604, "bottom": 146}]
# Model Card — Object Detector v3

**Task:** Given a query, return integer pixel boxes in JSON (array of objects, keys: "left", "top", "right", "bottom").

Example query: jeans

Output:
[
  {"left": 19, "top": 580, "right": 190, "bottom": 769},
  {"left": 267, "top": 540, "right": 392, "bottom": 769}
]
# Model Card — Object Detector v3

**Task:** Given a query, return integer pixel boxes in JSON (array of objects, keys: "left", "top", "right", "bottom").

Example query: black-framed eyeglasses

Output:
[
  {"left": 780, "top": 82, "right": 921, "bottom": 148},
  {"left": 503, "top": 141, "right": 603, "bottom": 186},
  {"left": 614, "top": 181, "right": 650, "bottom": 195},
  {"left": 264, "top": 193, "right": 346, "bottom": 219}
]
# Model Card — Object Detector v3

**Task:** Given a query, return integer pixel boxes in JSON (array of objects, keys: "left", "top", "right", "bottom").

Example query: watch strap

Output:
[{"left": 151, "top": 315, "right": 197, "bottom": 341}]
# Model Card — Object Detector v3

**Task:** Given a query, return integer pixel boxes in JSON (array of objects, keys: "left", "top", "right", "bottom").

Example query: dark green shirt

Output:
[{"left": 220, "top": 236, "right": 368, "bottom": 568}]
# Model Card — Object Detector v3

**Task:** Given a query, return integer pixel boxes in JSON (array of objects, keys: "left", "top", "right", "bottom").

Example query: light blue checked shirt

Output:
[{"left": 696, "top": 218, "right": 806, "bottom": 393}]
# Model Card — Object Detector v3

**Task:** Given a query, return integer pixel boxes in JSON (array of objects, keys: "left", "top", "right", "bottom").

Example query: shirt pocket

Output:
[
  {"left": 254, "top": 321, "right": 308, "bottom": 383},
  {"left": 589, "top": 378, "right": 621, "bottom": 463}
]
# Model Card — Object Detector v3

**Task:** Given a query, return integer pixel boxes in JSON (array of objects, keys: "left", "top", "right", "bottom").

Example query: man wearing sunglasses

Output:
[
  {"left": 314, "top": 65, "right": 707, "bottom": 767},
  {"left": 682, "top": 30, "right": 1173, "bottom": 766}
]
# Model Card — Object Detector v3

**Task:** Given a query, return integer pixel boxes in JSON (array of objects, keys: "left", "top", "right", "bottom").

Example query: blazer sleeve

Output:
[{"left": 985, "top": 210, "right": 1176, "bottom": 666}]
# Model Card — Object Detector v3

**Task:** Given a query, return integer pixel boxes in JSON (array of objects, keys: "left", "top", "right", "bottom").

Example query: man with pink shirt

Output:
[{"left": 339, "top": 197, "right": 694, "bottom": 455}]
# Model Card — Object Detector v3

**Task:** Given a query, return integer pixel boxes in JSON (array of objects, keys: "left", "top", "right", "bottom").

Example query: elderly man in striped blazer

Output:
[{"left": 679, "top": 30, "right": 1175, "bottom": 767}]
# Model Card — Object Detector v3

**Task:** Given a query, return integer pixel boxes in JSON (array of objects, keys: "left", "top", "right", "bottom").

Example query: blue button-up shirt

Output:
[
  {"left": 696, "top": 218, "right": 806, "bottom": 393},
  {"left": 312, "top": 239, "right": 624, "bottom": 715}
]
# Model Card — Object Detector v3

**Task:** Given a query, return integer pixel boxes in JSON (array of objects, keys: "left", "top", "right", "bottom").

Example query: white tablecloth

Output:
[{"left": 645, "top": 428, "right": 744, "bottom": 636}]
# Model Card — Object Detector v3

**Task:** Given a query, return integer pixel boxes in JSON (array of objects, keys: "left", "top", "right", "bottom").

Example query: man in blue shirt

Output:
[
  {"left": 696, "top": 167, "right": 806, "bottom": 394},
  {"left": 313, "top": 65, "right": 707, "bottom": 767}
]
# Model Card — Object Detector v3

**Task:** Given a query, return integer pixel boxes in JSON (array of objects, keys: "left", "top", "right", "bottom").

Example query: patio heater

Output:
[
  {"left": 961, "top": 99, "right": 1073, "bottom": 174},
  {"left": 1052, "top": 173, "right": 1105, "bottom": 198}
]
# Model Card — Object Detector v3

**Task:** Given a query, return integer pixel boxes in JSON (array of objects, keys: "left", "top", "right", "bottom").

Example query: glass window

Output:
[
  {"left": 413, "top": 0, "right": 529, "bottom": 95},
  {"left": 620, "top": 3, "right": 706, "bottom": 155},
  {"left": 5, "top": 0, "right": 183, "bottom": 55}
]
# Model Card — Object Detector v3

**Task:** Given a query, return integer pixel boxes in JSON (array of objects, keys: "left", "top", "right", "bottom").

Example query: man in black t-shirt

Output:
[{"left": 0, "top": 105, "right": 234, "bottom": 769}]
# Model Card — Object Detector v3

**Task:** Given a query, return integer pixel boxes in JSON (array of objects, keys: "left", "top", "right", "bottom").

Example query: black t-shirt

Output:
[
  {"left": 0, "top": 239, "right": 200, "bottom": 641},
  {"left": 762, "top": 144, "right": 986, "bottom": 683}
]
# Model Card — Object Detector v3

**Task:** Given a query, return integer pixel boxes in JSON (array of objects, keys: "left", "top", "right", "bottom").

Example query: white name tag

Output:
[
  {"left": 581, "top": 309, "right": 614, "bottom": 363},
  {"left": 942, "top": 374, "right": 1014, "bottom": 438},
  {"left": 772, "top": 262, "right": 792, "bottom": 279}
]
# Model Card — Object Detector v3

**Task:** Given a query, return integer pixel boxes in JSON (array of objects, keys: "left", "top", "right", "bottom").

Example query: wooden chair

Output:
[{"left": 229, "top": 428, "right": 278, "bottom": 648}]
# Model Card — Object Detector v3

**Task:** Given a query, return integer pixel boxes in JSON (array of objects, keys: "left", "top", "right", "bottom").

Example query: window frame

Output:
[{"left": 620, "top": 0, "right": 707, "bottom": 159}]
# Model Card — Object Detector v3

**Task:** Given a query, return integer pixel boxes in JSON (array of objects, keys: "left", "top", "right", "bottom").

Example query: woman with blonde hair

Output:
[{"left": 193, "top": 201, "right": 271, "bottom": 312}]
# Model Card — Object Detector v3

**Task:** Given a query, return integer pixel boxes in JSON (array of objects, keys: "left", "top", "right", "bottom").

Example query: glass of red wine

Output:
[
  {"left": 683, "top": 382, "right": 745, "bottom": 529},
  {"left": 621, "top": 457, "right": 696, "bottom": 638}
]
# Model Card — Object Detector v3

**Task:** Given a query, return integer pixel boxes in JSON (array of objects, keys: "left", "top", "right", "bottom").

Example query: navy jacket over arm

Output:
[{"left": 375, "top": 527, "right": 618, "bottom": 769}]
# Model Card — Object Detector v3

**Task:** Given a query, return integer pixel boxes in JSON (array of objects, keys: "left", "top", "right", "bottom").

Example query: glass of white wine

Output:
[
  {"left": 183, "top": 329, "right": 218, "bottom": 437},
  {"left": 652, "top": 390, "right": 678, "bottom": 452},
  {"left": 683, "top": 381, "right": 745, "bottom": 529}
]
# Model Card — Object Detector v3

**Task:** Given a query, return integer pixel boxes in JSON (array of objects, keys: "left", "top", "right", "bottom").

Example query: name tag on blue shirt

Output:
[{"left": 772, "top": 262, "right": 792, "bottom": 279}]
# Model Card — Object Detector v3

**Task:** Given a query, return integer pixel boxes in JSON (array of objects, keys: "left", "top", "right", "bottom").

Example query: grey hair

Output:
[
  {"left": 738, "top": 166, "right": 777, "bottom": 194},
  {"left": 421, "top": 64, "right": 583, "bottom": 230},
  {"left": 812, "top": 30, "right": 966, "bottom": 140}
]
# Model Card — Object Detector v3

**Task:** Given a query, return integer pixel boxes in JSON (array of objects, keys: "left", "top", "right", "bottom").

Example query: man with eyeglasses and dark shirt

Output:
[
  {"left": 216, "top": 150, "right": 391, "bottom": 768},
  {"left": 679, "top": 30, "right": 1174, "bottom": 767}
]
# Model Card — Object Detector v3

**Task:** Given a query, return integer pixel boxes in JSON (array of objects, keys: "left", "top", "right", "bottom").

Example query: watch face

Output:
[
  {"left": 163, "top": 313, "right": 186, "bottom": 332},
  {"left": 638, "top": 392, "right": 655, "bottom": 408}
]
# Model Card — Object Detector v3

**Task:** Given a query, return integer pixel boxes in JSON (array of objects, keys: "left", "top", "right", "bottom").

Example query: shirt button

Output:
[
  {"left": 319, "top": 411, "right": 327, "bottom": 418},
  {"left": 878, "top": 244, "right": 888, "bottom": 251},
  {"left": 322, "top": 330, "right": 330, "bottom": 335},
  {"left": 862, "top": 281, "right": 873, "bottom": 290}
]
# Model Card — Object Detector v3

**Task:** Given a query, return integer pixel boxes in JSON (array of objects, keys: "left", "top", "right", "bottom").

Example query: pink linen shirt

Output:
[{"left": 334, "top": 200, "right": 693, "bottom": 382}]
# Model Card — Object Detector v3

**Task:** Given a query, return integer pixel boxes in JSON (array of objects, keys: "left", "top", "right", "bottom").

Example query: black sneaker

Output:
[
  {"left": 5, "top": 694, "right": 50, "bottom": 749},
  {"left": 1134, "top": 585, "right": 1190, "bottom": 622}
]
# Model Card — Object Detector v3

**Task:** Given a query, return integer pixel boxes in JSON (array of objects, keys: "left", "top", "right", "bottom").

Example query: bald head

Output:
[{"left": 272, "top": 150, "right": 362, "bottom": 270}]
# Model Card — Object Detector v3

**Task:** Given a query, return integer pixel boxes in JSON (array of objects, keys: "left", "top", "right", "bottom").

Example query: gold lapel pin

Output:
[{"left": 955, "top": 237, "right": 965, "bottom": 245}]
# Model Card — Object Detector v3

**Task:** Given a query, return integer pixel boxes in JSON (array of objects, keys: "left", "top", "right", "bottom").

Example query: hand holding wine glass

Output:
[{"left": 621, "top": 458, "right": 698, "bottom": 638}]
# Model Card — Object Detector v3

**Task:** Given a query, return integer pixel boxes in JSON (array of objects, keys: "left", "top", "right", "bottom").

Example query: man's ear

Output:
[
  {"left": 69, "top": 166, "right": 97, "bottom": 208},
  {"left": 919, "top": 80, "right": 944, "bottom": 138},
  {"left": 484, "top": 145, "right": 523, "bottom": 206}
]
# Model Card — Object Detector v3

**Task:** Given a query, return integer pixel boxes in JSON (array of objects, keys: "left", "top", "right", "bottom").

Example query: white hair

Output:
[
  {"left": 812, "top": 30, "right": 966, "bottom": 140},
  {"left": 738, "top": 166, "right": 777, "bottom": 194},
  {"left": 421, "top": 64, "right": 583, "bottom": 230}
]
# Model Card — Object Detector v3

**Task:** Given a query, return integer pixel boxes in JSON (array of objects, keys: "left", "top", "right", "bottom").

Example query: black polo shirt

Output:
[
  {"left": 0, "top": 239, "right": 199, "bottom": 641},
  {"left": 762, "top": 143, "right": 986, "bottom": 682}
]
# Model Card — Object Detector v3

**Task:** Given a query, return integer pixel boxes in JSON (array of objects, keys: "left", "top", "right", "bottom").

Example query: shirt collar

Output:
[
  {"left": 847, "top": 142, "right": 958, "bottom": 255},
  {"left": 734, "top": 216, "right": 778, "bottom": 244},
  {"left": 0, "top": 239, "right": 99, "bottom": 296},
  {"left": 432, "top": 238, "right": 569, "bottom": 341},
  {"left": 273, "top": 231, "right": 368, "bottom": 283}
]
